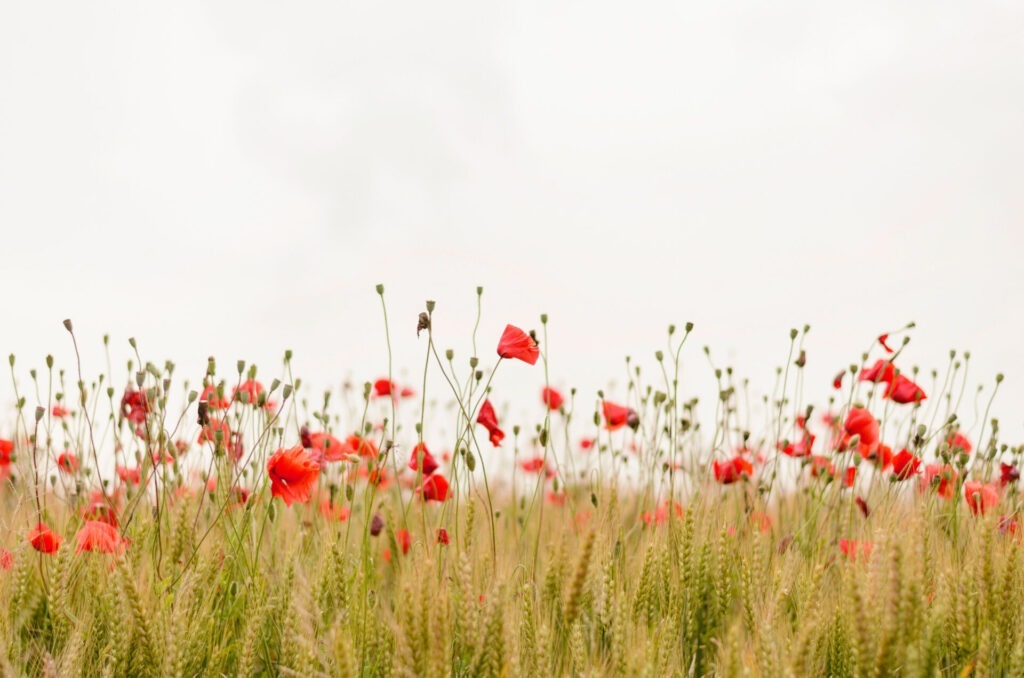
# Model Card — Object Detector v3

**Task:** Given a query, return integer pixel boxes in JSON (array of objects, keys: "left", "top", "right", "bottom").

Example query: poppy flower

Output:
[
  {"left": 436, "top": 528, "right": 450, "bottom": 546},
  {"left": 318, "top": 497, "right": 351, "bottom": 521},
  {"left": 116, "top": 465, "right": 141, "bottom": 485},
  {"left": 0, "top": 549, "right": 12, "bottom": 571},
  {"left": 399, "top": 386, "right": 416, "bottom": 398},
  {"left": 519, "top": 457, "right": 546, "bottom": 474},
  {"left": 546, "top": 491, "right": 566, "bottom": 505},
  {"left": 809, "top": 455, "right": 836, "bottom": 480},
  {"left": 884, "top": 374, "right": 927, "bottom": 404},
  {"left": 579, "top": 437, "right": 594, "bottom": 451},
  {"left": 476, "top": 400, "right": 505, "bottom": 447},
  {"left": 1000, "top": 463, "right": 1020, "bottom": 487},
  {"left": 843, "top": 466, "right": 857, "bottom": 488},
  {"left": 998, "top": 516, "right": 1020, "bottom": 538},
  {"left": 309, "top": 432, "right": 351, "bottom": 463},
  {"left": 418, "top": 474, "right": 450, "bottom": 502},
  {"left": 712, "top": 456, "right": 753, "bottom": 484},
  {"left": 891, "top": 449, "right": 922, "bottom": 480},
  {"left": 839, "top": 539, "right": 873, "bottom": 561},
  {"left": 396, "top": 528, "right": 411, "bottom": 555},
  {"left": 780, "top": 432, "right": 815, "bottom": 458},
  {"left": 859, "top": 360, "right": 896, "bottom": 385},
  {"left": 749, "top": 511, "right": 773, "bottom": 532},
  {"left": 921, "top": 463, "right": 958, "bottom": 500},
  {"left": 57, "top": 451, "right": 79, "bottom": 474},
  {"left": 877, "top": 334, "right": 895, "bottom": 354},
  {"left": 542, "top": 387, "right": 565, "bottom": 411},
  {"left": 198, "top": 418, "right": 231, "bottom": 447},
  {"left": 843, "top": 408, "right": 880, "bottom": 456},
  {"left": 947, "top": 431, "right": 972, "bottom": 455},
  {"left": 640, "top": 500, "right": 684, "bottom": 527},
  {"left": 266, "top": 445, "right": 320, "bottom": 507},
  {"left": 346, "top": 435, "right": 379, "bottom": 459},
  {"left": 964, "top": 481, "right": 1000, "bottom": 516},
  {"left": 120, "top": 388, "right": 150, "bottom": 424},
  {"left": 75, "top": 521, "right": 126, "bottom": 555},
  {"left": 602, "top": 401, "right": 638, "bottom": 431},
  {"left": 230, "top": 486, "right": 251, "bottom": 507},
  {"left": 372, "top": 379, "right": 396, "bottom": 398},
  {"left": 496, "top": 325, "right": 539, "bottom": 365},
  {"left": 408, "top": 443, "right": 438, "bottom": 476},
  {"left": 51, "top": 405, "right": 70, "bottom": 418},
  {"left": 232, "top": 379, "right": 266, "bottom": 407},
  {"left": 28, "top": 522, "right": 61, "bottom": 554},
  {"left": 199, "top": 384, "right": 230, "bottom": 410}
]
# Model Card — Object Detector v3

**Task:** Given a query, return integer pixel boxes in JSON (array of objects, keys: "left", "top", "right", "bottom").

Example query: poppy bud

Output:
[
  {"left": 466, "top": 451, "right": 476, "bottom": 472},
  {"left": 668, "top": 324, "right": 676, "bottom": 335},
  {"left": 469, "top": 357, "right": 478, "bottom": 368},
  {"left": 7, "top": 354, "right": 13, "bottom": 367},
  {"left": 655, "top": 351, "right": 664, "bottom": 361},
  {"left": 267, "top": 502, "right": 276, "bottom": 522},
  {"left": 207, "top": 357, "right": 216, "bottom": 375},
  {"left": 282, "top": 384, "right": 293, "bottom": 399},
  {"left": 685, "top": 322, "right": 694, "bottom": 332},
  {"left": 795, "top": 350, "right": 806, "bottom": 368},
  {"left": 370, "top": 513, "right": 384, "bottom": 536},
  {"left": 63, "top": 319, "right": 73, "bottom": 332},
  {"left": 376, "top": 284, "right": 384, "bottom": 295},
  {"left": 626, "top": 410, "right": 640, "bottom": 431},
  {"left": 789, "top": 328, "right": 798, "bottom": 340},
  {"left": 540, "top": 313, "right": 548, "bottom": 324},
  {"left": 445, "top": 349, "right": 454, "bottom": 361},
  {"left": 35, "top": 406, "right": 44, "bottom": 422}
]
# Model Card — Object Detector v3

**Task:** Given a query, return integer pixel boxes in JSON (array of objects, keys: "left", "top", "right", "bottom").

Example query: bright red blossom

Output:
[
  {"left": 408, "top": 443, "right": 438, "bottom": 476},
  {"left": 885, "top": 374, "right": 927, "bottom": 404},
  {"left": 28, "top": 523, "right": 61, "bottom": 555},
  {"left": 602, "top": 401, "right": 638, "bottom": 431},
  {"left": 418, "top": 474, "right": 450, "bottom": 502},
  {"left": 496, "top": 324, "right": 539, "bottom": 365},
  {"left": 476, "top": 400, "right": 504, "bottom": 447},
  {"left": 266, "top": 446, "right": 321, "bottom": 506},
  {"left": 57, "top": 451, "right": 79, "bottom": 474},
  {"left": 891, "top": 449, "right": 922, "bottom": 480},
  {"left": 964, "top": 481, "right": 1000, "bottom": 516},
  {"left": 921, "top": 464, "right": 958, "bottom": 500},
  {"left": 75, "top": 521, "right": 126, "bottom": 555},
  {"left": 541, "top": 387, "right": 564, "bottom": 411},
  {"left": 712, "top": 456, "right": 753, "bottom": 484}
]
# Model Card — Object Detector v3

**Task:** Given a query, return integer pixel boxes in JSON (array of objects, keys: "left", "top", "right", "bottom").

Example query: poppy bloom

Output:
[
  {"left": 809, "top": 455, "right": 836, "bottom": 480},
  {"left": 399, "top": 386, "right": 416, "bottom": 398},
  {"left": 884, "top": 374, "right": 927, "bottom": 404},
  {"left": 199, "top": 384, "right": 230, "bottom": 410},
  {"left": 232, "top": 379, "right": 266, "bottom": 406},
  {"left": 496, "top": 325, "right": 539, "bottom": 365},
  {"left": 602, "top": 401, "right": 638, "bottom": 431},
  {"left": 749, "top": 511, "right": 773, "bottom": 532},
  {"left": 396, "top": 528, "right": 411, "bottom": 555},
  {"left": 546, "top": 491, "right": 566, "bottom": 505},
  {"left": 57, "top": 451, "right": 79, "bottom": 474},
  {"left": 640, "top": 500, "right": 684, "bottom": 527},
  {"left": 309, "top": 432, "right": 351, "bottom": 463},
  {"left": 780, "top": 432, "right": 815, "bottom": 458},
  {"left": 843, "top": 466, "right": 857, "bottom": 488},
  {"left": 408, "top": 443, "right": 438, "bottom": 476},
  {"left": 28, "top": 522, "right": 61, "bottom": 555},
  {"left": 843, "top": 408, "right": 880, "bottom": 456},
  {"left": 859, "top": 360, "right": 896, "bottom": 385},
  {"left": 921, "top": 463, "right": 958, "bottom": 500},
  {"left": 579, "top": 437, "right": 594, "bottom": 451},
  {"left": 0, "top": 549, "right": 12, "bottom": 571},
  {"left": 372, "top": 379, "right": 396, "bottom": 398},
  {"left": 519, "top": 457, "right": 546, "bottom": 474},
  {"left": 541, "top": 387, "right": 565, "bottom": 411},
  {"left": 120, "top": 388, "right": 150, "bottom": 424},
  {"left": 266, "top": 445, "right": 321, "bottom": 506},
  {"left": 1000, "top": 463, "right": 1020, "bottom": 487},
  {"left": 947, "top": 431, "right": 972, "bottom": 455},
  {"left": 436, "top": 528, "right": 450, "bottom": 546},
  {"left": 712, "top": 456, "right": 753, "bottom": 484},
  {"left": 418, "top": 474, "right": 450, "bottom": 502},
  {"left": 198, "top": 418, "right": 231, "bottom": 447},
  {"left": 855, "top": 496, "right": 870, "bottom": 518},
  {"left": 890, "top": 449, "right": 922, "bottom": 480},
  {"left": 346, "top": 434, "right": 379, "bottom": 459},
  {"left": 318, "top": 497, "right": 351, "bottom": 521},
  {"left": 116, "top": 465, "right": 141, "bottom": 485},
  {"left": 51, "top": 405, "right": 70, "bottom": 418},
  {"left": 476, "top": 400, "right": 504, "bottom": 447},
  {"left": 839, "top": 539, "right": 873, "bottom": 561},
  {"left": 75, "top": 521, "right": 126, "bottom": 555},
  {"left": 964, "top": 481, "right": 1000, "bottom": 516}
]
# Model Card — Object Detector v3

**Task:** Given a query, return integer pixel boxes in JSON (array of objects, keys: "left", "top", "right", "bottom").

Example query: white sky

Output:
[{"left": 2, "top": 2, "right": 1023, "bottom": 443}]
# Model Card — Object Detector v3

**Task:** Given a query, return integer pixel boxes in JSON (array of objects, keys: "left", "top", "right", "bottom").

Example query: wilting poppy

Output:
[
  {"left": 418, "top": 474, "right": 450, "bottom": 502},
  {"left": 266, "top": 446, "right": 320, "bottom": 506},
  {"left": 28, "top": 522, "right": 61, "bottom": 555},
  {"left": 891, "top": 449, "right": 922, "bottom": 480},
  {"left": 542, "top": 387, "right": 565, "bottom": 411},
  {"left": 370, "top": 513, "right": 385, "bottom": 536},
  {"left": 75, "top": 521, "right": 126, "bottom": 555},
  {"left": 602, "top": 401, "right": 638, "bottom": 431},
  {"left": 712, "top": 456, "right": 753, "bottom": 484},
  {"left": 496, "top": 325, "right": 539, "bottom": 365},
  {"left": 921, "top": 463, "right": 958, "bottom": 500},
  {"left": 408, "top": 443, "right": 438, "bottom": 476},
  {"left": 476, "top": 400, "right": 504, "bottom": 447},
  {"left": 964, "top": 481, "right": 1000, "bottom": 516},
  {"left": 885, "top": 374, "right": 927, "bottom": 404},
  {"left": 57, "top": 451, "right": 79, "bottom": 474}
]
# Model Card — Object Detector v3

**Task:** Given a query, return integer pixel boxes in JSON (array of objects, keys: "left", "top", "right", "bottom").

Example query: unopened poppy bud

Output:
[
  {"left": 684, "top": 322, "right": 694, "bottom": 333},
  {"left": 207, "top": 357, "right": 216, "bottom": 375},
  {"left": 270, "top": 379, "right": 280, "bottom": 392},
  {"left": 235, "top": 360, "right": 244, "bottom": 375},
  {"left": 107, "top": 387, "right": 115, "bottom": 398},
  {"left": 668, "top": 324, "right": 676, "bottom": 335},
  {"left": 996, "top": 373, "right": 1004, "bottom": 383},
  {"left": 512, "top": 425, "right": 520, "bottom": 436},
  {"left": 45, "top": 355, "right": 53, "bottom": 369},
  {"left": 29, "top": 369, "right": 36, "bottom": 379},
  {"left": 475, "top": 370, "right": 483, "bottom": 381},
  {"left": 846, "top": 435, "right": 860, "bottom": 451},
  {"left": 345, "top": 484, "right": 354, "bottom": 501},
  {"left": 593, "top": 412, "right": 600, "bottom": 426},
  {"left": 539, "top": 429, "right": 548, "bottom": 446},
  {"left": 135, "top": 372, "right": 145, "bottom": 387},
  {"left": 476, "top": 286, "right": 483, "bottom": 296},
  {"left": 63, "top": 319, "right": 73, "bottom": 332},
  {"left": 626, "top": 410, "right": 640, "bottom": 431},
  {"left": 425, "top": 300, "right": 435, "bottom": 312},
  {"left": 282, "top": 384, "right": 293, "bottom": 400},
  {"left": 7, "top": 354, "right": 13, "bottom": 367},
  {"left": 267, "top": 502, "right": 276, "bottom": 522},
  {"left": 445, "top": 349, "right": 454, "bottom": 361},
  {"left": 34, "top": 406, "right": 44, "bottom": 422},
  {"left": 469, "top": 357, "right": 478, "bottom": 368},
  {"left": 375, "top": 284, "right": 384, "bottom": 295},
  {"left": 370, "top": 513, "right": 384, "bottom": 536},
  {"left": 466, "top": 451, "right": 476, "bottom": 471},
  {"left": 540, "top": 313, "right": 548, "bottom": 324},
  {"left": 789, "top": 328, "right": 798, "bottom": 340},
  {"left": 795, "top": 350, "right": 806, "bottom": 368},
  {"left": 655, "top": 351, "right": 664, "bottom": 361}
]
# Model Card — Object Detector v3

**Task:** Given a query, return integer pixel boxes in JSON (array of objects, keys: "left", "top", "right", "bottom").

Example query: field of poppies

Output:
[{"left": 2, "top": 289, "right": 1023, "bottom": 676}]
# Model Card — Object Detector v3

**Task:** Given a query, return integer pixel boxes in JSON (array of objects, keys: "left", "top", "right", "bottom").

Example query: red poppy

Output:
[
  {"left": 266, "top": 445, "right": 320, "bottom": 506},
  {"left": 116, "top": 465, "right": 141, "bottom": 485},
  {"left": 843, "top": 466, "right": 857, "bottom": 488},
  {"left": 542, "top": 387, "right": 565, "bottom": 411},
  {"left": 346, "top": 434, "right": 379, "bottom": 459},
  {"left": 75, "top": 521, "right": 126, "bottom": 555},
  {"left": 602, "top": 401, "right": 638, "bottom": 431},
  {"left": 120, "top": 387, "right": 150, "bottom": 424},
  {"left": 0, "top": 439, "right": 12, "bottom": 458},
  {"left": 579, "top": 437, "right": 594, "bottom": 451},
  {"left": 891, "top": 449, "right": 922, "bottom": 480},
  {"left": 843, "top": 408, "right": 879, "bottom": 456},
  {"left": 496, "top": 325, "right": 539, "bottom": 365},
  {"left": 396, "top": 528, "right": 411, "bottom": 555},
  {"left": 884, "top": 374, "right": 927, "bottom": 404},
  {"left": 232, "top": 379, "right": 266, "bottom": 406},
  {"left": 230, "top": 486, "right": 251, "bottom": 507},
  {"left": 1000, "top": 463, "right": 1020, "bottom": 487},
  {"left": 920, "top": 463, "right": 958, "bottom": 500},
  {"left": 436, "top": 528, "right": 450, "bottom": 546},
  {"left": 0, "top": 549, "right": 12, "bottom": 571},
  {"left": 519, "top": 457, "right": 546, "bottom": 474},
  {"left": 57, "top": 451, "right": 79, "bottom": 474},
  {"left": 476, "top": 400, "right": 505, "bottom": 447},
  {"left": 999, "top": 516, "right": 1021, "bottom": 538},
  {"left": 839, "top": 539, "right": 873, "bottom": 561},
  {"left": 749, "top": 511, "right": 773, "bottom": 532},
  {"left": 712, "top": 456, "right": 753, "bottom": 484},
  {"left": 418, "top": 474, "right": 450, "bottom": 502},
  {"left": 318, "top": 497, "right": 350, "bottom": 521},
  {"left": 832, "top": 371, "right": 845, "bottom": 390},
  {"left": 372, "top": 379, "right": 396, "bottom": 398},
  {"left": 408, "top": 443, "right": 438, "bottom": 476},
  {"left": 28, "top": 522, "right": 61, "bottom": 555},
  {"left": 199, "top": 384, "right": 230, "bottom": 410},
  {"left": 859, "top": 360, "right": 896, "bottom": 384},
  {"left": 809, "top": 455, "right": 836, "bottom": 480},
  {"left": 198, "top": 418, "right": 231, "bottom": 447},
  {"left": 855, "top": 495, "right": 870, "bottom": 518},
  {"left": 546, "top": 491, "right": 566, "bottom": 505},
  {"left": 641, "top": 500, "right": 683, "bottom": 527},
  {"left": 309, "top": 432, "right": 351, "bottom": 463},
  {"left": 964, "top": 481, "right": 1000, "bottom": 516},
  {"left": 399, "top": 386, "right": 416, "bottom": 398},
  {"left": 52, "top": 405, "right": 70, "bottom": 418},
  {"left": 947, "top": 431, "right": 972, "bottom": 455}
]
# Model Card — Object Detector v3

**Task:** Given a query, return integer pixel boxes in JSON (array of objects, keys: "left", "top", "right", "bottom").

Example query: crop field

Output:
[{"left": 1, "top": 289, "right": 1021, "bottom": 677}]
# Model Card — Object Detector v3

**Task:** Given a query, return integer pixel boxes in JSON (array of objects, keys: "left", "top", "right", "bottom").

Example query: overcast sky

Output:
[{"left": 2, "top": 2, "right": 1023, "bottom": 442}]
